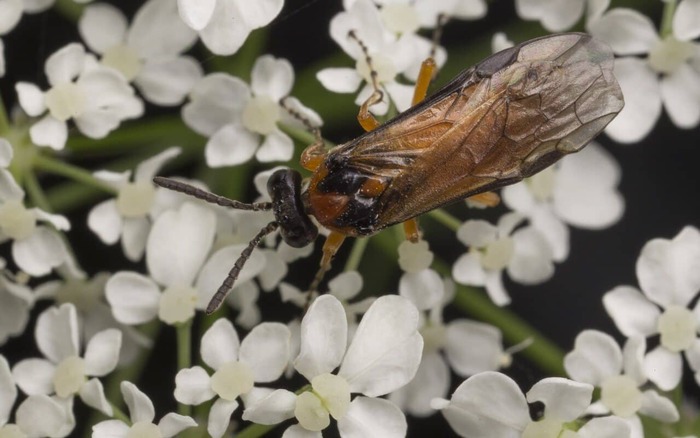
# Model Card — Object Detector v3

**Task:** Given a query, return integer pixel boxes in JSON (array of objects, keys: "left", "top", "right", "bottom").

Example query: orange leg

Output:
[
  {"left": 300, "top": 143, "right": 326, "bottom": 172},
  {"left": 467, "top": 192, "right": 501, "bottom": 208},
  {"left": 403, "top": 219, "right": 421, "bottom": 243},
  {"left": 308, "top": 231, "right": 346, "bottom": 293},
  {"left": 411, "top": 57, "right": 437, "bottom": 106}
]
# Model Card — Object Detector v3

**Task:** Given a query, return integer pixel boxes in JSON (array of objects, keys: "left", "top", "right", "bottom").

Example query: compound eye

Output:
[{"left": 268, "top": 169, "right": 319, "bottom": 248}]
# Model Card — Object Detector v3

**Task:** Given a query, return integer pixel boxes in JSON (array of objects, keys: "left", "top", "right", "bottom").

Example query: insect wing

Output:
[{"left": 337, "top": 33, "right": 624, "bottom": 228}]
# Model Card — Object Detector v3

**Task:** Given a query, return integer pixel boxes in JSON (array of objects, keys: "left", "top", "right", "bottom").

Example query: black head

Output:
[{"left": 267, "top": 169, "right": 319, "bottom": 248}]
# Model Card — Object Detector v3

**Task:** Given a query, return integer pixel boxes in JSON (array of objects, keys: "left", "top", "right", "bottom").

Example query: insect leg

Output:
[
  {"left": 467, "top": 191, "right": 501, "bottom": 207},
  {"left": 308, "top": 231, "right": 346, "bottom": 293},
  {"left": 280, "top": 97, "right": 327, "bottom": 172},
  {"left": 348, "top": 30, "right": 382, "bottom": 132}
]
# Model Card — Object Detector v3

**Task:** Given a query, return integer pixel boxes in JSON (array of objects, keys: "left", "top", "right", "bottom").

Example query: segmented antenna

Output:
[
  {"left": 153, "top": 177, "right": 272, "bottom": 211},
  {"left": 206, "top": 221, "right": 280, "bottom": 314}
]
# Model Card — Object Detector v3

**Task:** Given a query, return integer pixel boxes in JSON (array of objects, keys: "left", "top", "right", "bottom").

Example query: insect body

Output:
[{"left": 154, "top": 32, "right": 624, "bottom": 314}]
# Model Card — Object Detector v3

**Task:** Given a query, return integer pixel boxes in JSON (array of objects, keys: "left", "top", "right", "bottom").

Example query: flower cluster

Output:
[{"left": 0, "top": 0, "right": 699, "bottom": 437}]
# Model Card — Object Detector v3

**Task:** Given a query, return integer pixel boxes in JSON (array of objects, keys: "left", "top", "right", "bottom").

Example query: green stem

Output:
[
  {"left": 660, "top": 0, "right": 677, "bottom": 38},
  {"left": 344, "top": 237, "right": 369, "bottom": 272},
  {"left": 24, "top": 170, "right": 52, "bottom": 212},
  {"left": 33, "top": 154, "right": 117, "bottom": 195},
  {"left": 110, "top": 402, "right": 131, "bottom": 424},
  {"left": 54, "top": 0, "right": 84, "bottom": 21},
  {"left": 236, "top": 423, "right": 275, "bottom": 438},
  {"left": 177, "top": 320, "right": 193, "bottom": 417},
  {"left": 0, "top": 95, "right": 10, "bottom": 133},
  {"left": 428, "top": 208, "right": 462, "bottom": 232}
]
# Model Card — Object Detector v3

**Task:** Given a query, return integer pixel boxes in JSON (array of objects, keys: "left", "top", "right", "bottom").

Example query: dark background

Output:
[{"left": 1, "top": 0, "right": 699, "bottom": 436}]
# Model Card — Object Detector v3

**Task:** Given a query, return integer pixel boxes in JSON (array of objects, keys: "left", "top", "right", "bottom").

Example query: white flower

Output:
[
  {"left": 241, "top": 295, "right": 422, "bottom": 437},
  {"left": 317, "top": 0, "right": 427, "bottom": 115},
  {"left": 15, "top": 43, "right": 143, "bottom": 150},
  {"left": 391, "top": 280, "right": 509, "bottom": 417},
  {"left": 3, "top": 356, "right": 75, "bottom": 437},
  {"left": 79, "top": 0, "right": 201, "bottom": 105},
  {"left": 88, "top": 146, "right": 181, "bottom": 261},
  {"left": 174, "top": 319, "right": 290, "bottom": 438},
  {"left": 183, "top": 56, "right": 321, "bottom": 167},
  {"left": 515, "top": 0, "right": 609, "bottom": 31},
  {"left": 11, "top": 303, "right": 122, "bottom": 417},
  {"left": 564, "top": 330, "right": 679, "bottom": 434},
  {"left": 41, "top": 271, "right": 152, "bottom": 367},
  {"left": 432, "top": 371, "right": 629, "bottom": 437},
  {"left": 177, "top": 0, "right": 283, "bottom": 55},
  {"left": 589, "top": 2, "right": 700, "bottom": 142},
  {"left": 603, "top": 226, "right": 700, "bottom": 390},
  {"left": 0, "top": 258, "right": 35, "bottom": 345},
  {"left": 0, "top": 166, "right": 72, "bottom": 276},
  {"left": 106, "top": 201, "right": 266, "bottom": 325},
  {"left": 502, "top": 143, "right": 624, "bottom": 262},
  {"left": 451, "top": 212, "right": 554, "bottom": 306},
  {"left": 92, "top": 381, "right": 196, "bottom": 438}
]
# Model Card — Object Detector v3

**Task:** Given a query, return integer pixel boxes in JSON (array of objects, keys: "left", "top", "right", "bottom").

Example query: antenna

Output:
[
  {"left": 206, "top": 221, "right": 280, "bottom": 314},
  {"left": 153, "top": 177, "right": 272, "bottom": 211}
]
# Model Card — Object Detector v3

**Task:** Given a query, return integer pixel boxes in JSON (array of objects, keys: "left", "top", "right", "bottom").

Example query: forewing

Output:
[{"left": 372, "top": 33, "right": 624, "bottom": 226}]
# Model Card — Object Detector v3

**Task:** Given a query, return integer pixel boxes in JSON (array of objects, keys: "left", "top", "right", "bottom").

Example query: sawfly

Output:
[{"left": 154, "top": 32, "right": 624, "bottom": 314}]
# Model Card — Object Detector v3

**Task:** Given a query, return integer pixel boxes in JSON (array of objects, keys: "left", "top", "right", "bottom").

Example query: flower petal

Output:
[
  {"left": 208, "top": 398, "right": 239, "bottom": 438},
  {"left": 255, "top": 130, "right": 294, "bottom": 163},
  {"left": 241, "top": 388, "right": 296, "bottom": 425},
  {"left": 603, "top": 58, "right": 661, "bottom": 143},
  {"left": 12, "top": 358, "right": 55, "bottom": 395},
  {"left": 236, "top": 0, "right": 284, "bottom": 28},
  {"left": 121, "top": 381, "right": 155, "bottom": 423},
  {"left": 588, "top": 8, "right": 658, "bottom": 55},
  {"left": 399, "top": 269, "right": 443, "bottom": 311},
  {"left": 673, "top": 0, "right": 700, "bottom": 40},
  {"left": 105, "top": 271, "right": 161, "bottom": 325},
  {"left": 339, "top": 295, "right": 422, "bottom": 397},
  {"left": 80, "top": 378, "right": 112, "bottom": 416},
  {"left": 128, "top": 0, "right": 197, "bottom": 58},
  {"left": 87, "top": 199, "right": 122, "bottom": 245},
  {"left": 602, "top": 286, "right": 660, "bottom": 337},
  {"left": 446, "top": 320, "right": 503, "bottom": 376},
  {"left": 158, "top": 412, "right": 198, "bottom": 437},
  {"left": 36, "top": 303, "right": 80, "bottom": 363},
  {"left": 660, "top": 63, "right": 700, "bottom": 129},
  {"left": 316, "top": 68, "right": 362, "bottom": 93},
  {"left": 182, "top": 73, "right": 250, "bottom": 136},
  {"left": 177, "top": 0, "right": 215, "bottom": 30},
  {"left": 174, "top": 366, "right": 215, "bottom": 405},
  {"left": 294, "top": 295, "right": 347, "bottom": 381},
  {"left": 643, "top": 346, "right": 682, "bottom": 391},
  {"left": 637, "top": 226, "right": 700, "bottom": 307},
  {"left": 199, "top": 0, "right": 252, "bottom": 56},
  {"left": 434, "top": 371, "right": 530, "bottom": 436},
  {"left": 136, "top": 57, "right": 203, "bottom": 106},
  {"left": 29, "top": 115, "right": 68, "bottom": 150},
  {"left": 205, "top": 124, "right": 259, "bottom": 167},
  {"left": 337, "top": 397, "right": 407, "bottom": 438},
  {"left": 15, "top": 395, "right": 72, "bottom": 438},
  {"left": 84, "top": 329, "right": 121, "bottom": 376},
  {"left": 452, "top": 253, "right": 486, "bottom": 286},
  {"left": 526, "top": 377, "right": 593, "bottom": 422},
  {"left": 45, "top": 43, "right": 85, "bottom": 85},
  {"left": 639, "top": 389, "right": 679, "bottom": 422},
  {"left": 251, "top": 55, "right": 294, "bottom": 101},
  {"left": 15, "top": 82, "right": 46, "bottom": 116},
  {"left": 564, "top": 330, "right": 622, "bottom": 385},
  {"left": 121, "top": 217, "right": 150, "bottom": 262},
  {"left": 200, "top": 319, "right": 240, "bottom": 370},
  {"left": 78, "top": 3, "right": 127, "bottom": 54},
  {"left": 239, "top": 323, "right": 290, "bottom": 382},
  {"left": 389, "top": 352, "right": 449, "bottom": 417},
  {"left": 147, "top": 202, "right": 216, "bottom": 287}
]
